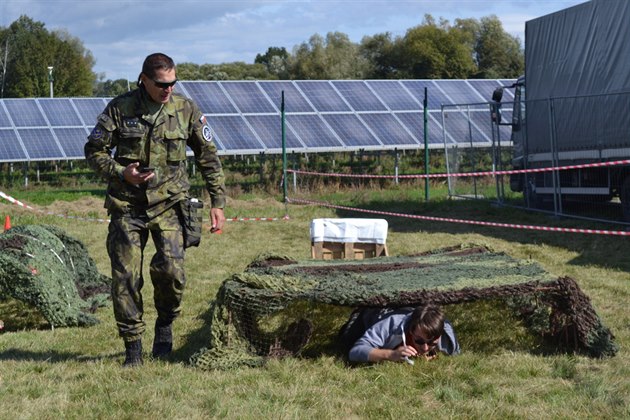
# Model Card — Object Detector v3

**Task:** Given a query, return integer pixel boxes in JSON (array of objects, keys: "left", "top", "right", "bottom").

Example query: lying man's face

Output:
[{"left": 407, "top": 325, "right": 441, "bottom": 355}]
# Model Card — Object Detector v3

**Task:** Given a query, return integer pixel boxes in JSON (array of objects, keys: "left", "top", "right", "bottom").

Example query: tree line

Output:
[{"left": 0, "top": 14, "right": 523, "bottom": 98}]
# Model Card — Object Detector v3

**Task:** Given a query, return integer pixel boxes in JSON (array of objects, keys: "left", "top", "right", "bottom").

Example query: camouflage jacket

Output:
[{"left": 84, "top": 87, "right": 226, "bottom": 217}]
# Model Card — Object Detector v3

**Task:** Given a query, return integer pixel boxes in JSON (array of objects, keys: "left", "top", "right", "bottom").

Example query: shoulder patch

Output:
[
  {"left": 97, "top": 113, "right": 111, "bottom": 124},
  {"left": 96, "top": 113, "right": 116, "bottom": 131},
  {"left": 90, "top": 126, "right": 103, "bottom": 140},
  {"left": 203, "top": 125, "right": 213, "bottom": 142}
]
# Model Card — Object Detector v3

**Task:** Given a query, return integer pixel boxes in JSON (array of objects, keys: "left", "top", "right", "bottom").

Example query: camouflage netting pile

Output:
[
  {"left": 190, "top": 244, "right": 617, "bottom": 370},
  {"left": 0, "top": 224, "right": 111, "bottom": 328}
]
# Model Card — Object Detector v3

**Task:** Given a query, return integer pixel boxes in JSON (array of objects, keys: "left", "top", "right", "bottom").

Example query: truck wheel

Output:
[{"left": 621, "top": 177, "right": 630, "bottom": 222}]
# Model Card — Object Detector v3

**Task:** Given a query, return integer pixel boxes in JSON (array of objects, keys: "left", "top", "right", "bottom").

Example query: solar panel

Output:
[
  {"left": 468, "top": 110, "right": 493, "bottom": 136},
  {"left": 205, "top": 115, "right": 264, "bottom": 152},
  {"left": 360, "top": 113, "right": 420, "bottom": 146},
  {"left": 258, "top": 81, "right": 314, "bottom": 113},
  {"left": 0, "top": 79, "right": 511, "bottom": 162},
  {"left": 18, "top": 128, "right": 65, "bottom": 160},
  {"left": 394, "top": 112, "right": 448, "bottom": 145},
  {"left": 220, "top": 82, "right": 276, "bottom": 113},
  {"left": 400, "top": 80, "right": 447, "bottom": 110},
  {"left": 0, "top": 129, "right": 28, "bottom": 162},
  {"left": 441, "top": 109, "right": 491, "bottom": 144},
  {"left": 322, "top": 114, "right": 382, "bottom": 147},
  {"left": 331, "top": 81, "right": 387, "bottom": 112},
  {"left": 295, "top": 81, "right": 351, "bottom": 112},
  {"left": 366, "top": 80, "right": 421, "bottom": 111},
  {"left": 72, "top": 98, "right": 107, "bottom": 126},
  {"left": 0, "top": 103, "right": 12, "bottom": 128},
  {"left": 285, "top": 114, "right": 344, "bottom": 149},
  {"left": 39, "top": 99, "right": 83, "bottom": 126},
  {"left": 467, "top": 80, "right": 504, "bottom": 103},
  {"left": 54, "top": 127, "right": 90, "bottom": 159},
  {"left": 4, "top": 99, "right": 47, "bottom": 127},
  {"left": 244, "top": 115, "right": 305, "bottom": 150},
  {"left": 436, "top": 80, "right": 486, "bottom": 105},
  {"left": 180, "top": 82, "right": 237, "bottom": 114}
]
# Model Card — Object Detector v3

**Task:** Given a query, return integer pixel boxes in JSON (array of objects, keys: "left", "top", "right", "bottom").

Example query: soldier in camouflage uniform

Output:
[{"left": 84, "top": 53, "right": 226, "bottom": 367}]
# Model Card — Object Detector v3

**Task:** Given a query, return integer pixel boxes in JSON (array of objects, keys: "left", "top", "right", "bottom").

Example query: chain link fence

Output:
[{"left": 442, "top": 92, "right": 630, "bottom": 225}]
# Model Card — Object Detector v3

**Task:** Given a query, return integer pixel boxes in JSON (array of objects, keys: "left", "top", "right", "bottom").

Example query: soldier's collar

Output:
[{"left": 137, "top": 88, "right": 177, "bottom": 122}]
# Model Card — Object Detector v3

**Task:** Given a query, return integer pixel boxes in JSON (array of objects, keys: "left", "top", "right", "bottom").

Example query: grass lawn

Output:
[{"left": 0, "top": 185, "right": 629, "bottom": 419}]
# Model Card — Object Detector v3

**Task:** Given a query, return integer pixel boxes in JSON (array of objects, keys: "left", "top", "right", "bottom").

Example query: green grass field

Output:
[{"left": 1, "top": 185, "right": 629, "bottom": 419}]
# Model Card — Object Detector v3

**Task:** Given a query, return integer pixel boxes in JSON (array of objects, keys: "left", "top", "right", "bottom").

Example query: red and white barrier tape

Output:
[
  {"left": 288, "top": 197, "right": 630, "bottom": 236},
  {"left": 0, "top": 190, "right": 111, "bottom": 223},
  {"left": 0, "top": 191, "right": 36, "bottom": 210},
  {"left": 1, "top": 190, "right": 287, "bottom": 225},
  {"left": 226, "top": 216, "right": 290, "bottom": 222},
  {"left": 287, "top": 159, "right": 630, "bottom": 180}
]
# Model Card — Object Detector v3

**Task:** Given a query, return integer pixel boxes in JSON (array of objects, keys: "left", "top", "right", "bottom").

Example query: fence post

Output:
[{"left": 548, "top": 97, "right": 563, "bottom": 216}]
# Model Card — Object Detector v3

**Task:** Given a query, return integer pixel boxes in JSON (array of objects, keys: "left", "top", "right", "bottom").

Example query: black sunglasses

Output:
[
  {"left": 152, "top": 78, "right": 177, "bottom": 89},
  {"left": 413, "top": 335, "right": 440, "bottom": 346}
]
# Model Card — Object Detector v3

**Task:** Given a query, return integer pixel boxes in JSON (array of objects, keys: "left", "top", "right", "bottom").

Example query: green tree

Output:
[
  {"left": 53, "top": 29, "right": 95, "bottom": 96},
  {"left": 359, "top": 32, "right": 403, "bottom": 79},
  {"left": 288, "top": 32, "right": 370, "bottom": 79},
  {"left": 0, "top": 15, "right": 95, "bottom": 98},
  {"left": 473, "top": 16, "right": 523, "bottom": 78},
  {"left": 399, "top": 15, "right": 476, "bottom": 79},
  {"left": 174, "top": 61, "right": 272, "bottom": 81},
  {"left": 175, "top": 62, "right": 203, "bottom": 80},
  {"left": 93, "top": 78, "right": 131, "bottom": 97},
  {"left": 255, "top": 47, "right": 289, "bottom": 79}
]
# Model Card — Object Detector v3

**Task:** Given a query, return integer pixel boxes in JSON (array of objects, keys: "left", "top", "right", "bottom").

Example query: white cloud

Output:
[{"left": 1, "top": 0, "right": 585, "bottom": 80}]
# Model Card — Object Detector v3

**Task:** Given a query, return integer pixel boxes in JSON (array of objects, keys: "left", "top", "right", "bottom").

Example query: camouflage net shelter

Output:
[
  {"left": 190, "top": 244, "right": 617, "bottom": 370},
  {"left": 0, "top": 224, "right": 110, "bottom": 328}
]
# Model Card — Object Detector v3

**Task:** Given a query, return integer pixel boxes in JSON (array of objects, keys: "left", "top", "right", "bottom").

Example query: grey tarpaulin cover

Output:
[{"left": 524, "top": 0, "right": 630, "bottom": 155}]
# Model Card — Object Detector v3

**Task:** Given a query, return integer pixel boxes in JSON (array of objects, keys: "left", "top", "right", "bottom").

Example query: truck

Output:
[{"left": 492, "top": 0, "right": 630, "bottom": 222}]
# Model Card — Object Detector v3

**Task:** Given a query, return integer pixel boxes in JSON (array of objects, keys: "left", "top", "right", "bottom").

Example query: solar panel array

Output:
[{"left": 0, "top": 79, "right": 514, "bottom": 162}]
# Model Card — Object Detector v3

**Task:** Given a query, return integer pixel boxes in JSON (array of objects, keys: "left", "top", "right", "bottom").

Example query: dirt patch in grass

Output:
[{"left": 42, "top": 196, "right": 107, "bottom": 218}]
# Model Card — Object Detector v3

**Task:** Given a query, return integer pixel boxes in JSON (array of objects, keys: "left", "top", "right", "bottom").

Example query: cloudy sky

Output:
[{"left": 2, "top": 0, "right": 586, "bottom": 81}]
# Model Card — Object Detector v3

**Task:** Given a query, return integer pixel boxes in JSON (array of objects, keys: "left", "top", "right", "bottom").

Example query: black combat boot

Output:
[
  {"left": 123, "top": 339, "right": 143, "bottom": 367},
  {"left": 152, "top": 320, "right": 173, "bottom": 358}
]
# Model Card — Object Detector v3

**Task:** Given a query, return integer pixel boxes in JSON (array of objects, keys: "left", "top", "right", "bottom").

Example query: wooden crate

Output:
[{"left": 311, "top": 241, "right": 388, "bottom": 260}]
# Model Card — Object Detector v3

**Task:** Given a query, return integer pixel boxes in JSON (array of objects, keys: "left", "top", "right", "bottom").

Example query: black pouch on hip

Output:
[{"left": 180, "top": 198, "right": 204, "bottom": 248}]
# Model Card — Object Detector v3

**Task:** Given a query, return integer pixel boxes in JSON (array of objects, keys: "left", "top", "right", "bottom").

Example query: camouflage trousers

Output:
[{"left": 107, "top": 205, "right": 185, "bottom": 341}]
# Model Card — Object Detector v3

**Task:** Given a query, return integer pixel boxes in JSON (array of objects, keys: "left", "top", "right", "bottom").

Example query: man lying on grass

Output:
[{"left": 341, "top": 304, "right": 460, "bottom": 363}]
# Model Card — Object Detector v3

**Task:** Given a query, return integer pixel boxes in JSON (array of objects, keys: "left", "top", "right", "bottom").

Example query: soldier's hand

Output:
[
  {"left": 123, "top": 162, "right": 155, "bottom": 185},
  {"left": 210, "top": 207, "right": 225, "bottom": 232}
]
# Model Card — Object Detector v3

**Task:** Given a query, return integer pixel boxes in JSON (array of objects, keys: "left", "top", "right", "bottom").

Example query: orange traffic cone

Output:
[{"left": 4, "top": 215, "right": 11, "bottom": 231}]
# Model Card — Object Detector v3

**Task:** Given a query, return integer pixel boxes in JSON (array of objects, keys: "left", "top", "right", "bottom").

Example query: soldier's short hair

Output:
[{"left": 138, "top": 53, "right": 175, "bottom": 85}]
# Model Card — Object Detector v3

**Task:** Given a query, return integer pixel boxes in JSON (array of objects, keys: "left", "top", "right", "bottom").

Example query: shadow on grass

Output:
[
  {"left": 170, "top": 300, "right": 217, "bottom": 364},
  {"left": 0, "top": 348, "right": 120, "bottom": 363}
]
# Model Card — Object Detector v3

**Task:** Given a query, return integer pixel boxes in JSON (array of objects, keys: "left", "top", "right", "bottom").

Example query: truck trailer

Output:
[{"left": 493, "top": 0, "right": 630, "bottom": 222}]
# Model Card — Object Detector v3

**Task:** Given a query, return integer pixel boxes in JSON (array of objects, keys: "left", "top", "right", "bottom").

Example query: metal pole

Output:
[
  {"left": 548, "top": 97, "right": 562, "bottom": 216},
  {"left": 489, "top": 102, "right": 504, "bottom": 203},
  {"left": 394, "top": 149, "right": 399, "bottom": 185},
  {"left": 423, "top": 87, "right": 429, "bottom": 202},
  {"left": 47, "top": 66, "right": 54, "bottom": 98},
  {"left": 281, "top": 91, "right": 288, "bottom": 203},
  {"left": 466, "top": 105, "right": 478, "bottom": 198},
  {"left": 442, "top": 105, "right": 453, "bottom": 197},
  {"left": 292, "top": 153, "right": 297, "bottom": 193},
  {"left": 1, "top": 38, "right": 8, "bottom": 98}
]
